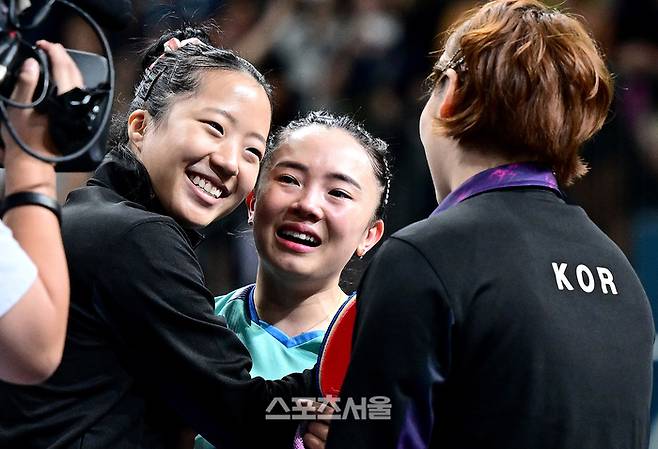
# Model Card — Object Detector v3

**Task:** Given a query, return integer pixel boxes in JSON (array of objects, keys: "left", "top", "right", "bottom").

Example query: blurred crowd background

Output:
[{"left": 15, "top": 0, "right": 658, "bottom": 442}]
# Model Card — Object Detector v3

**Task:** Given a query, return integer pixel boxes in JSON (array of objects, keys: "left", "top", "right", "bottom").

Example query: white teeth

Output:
[
  {"left": 281, "top": 230, "right": 319, "bottom": 245},
  {"left": 189, "top": 174, "right": 222, "bottom": 199}
]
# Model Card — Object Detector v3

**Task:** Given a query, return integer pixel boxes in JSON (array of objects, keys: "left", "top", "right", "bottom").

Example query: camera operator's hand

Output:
[
  {"left": 1, "top": 40, "right": 84, "bottom": 196},
  {"left": 0, "top": 40, "right": 80, "bottom": 384},
  {"left": 40, "top": 40, "right": 84, "bottom": 94}
]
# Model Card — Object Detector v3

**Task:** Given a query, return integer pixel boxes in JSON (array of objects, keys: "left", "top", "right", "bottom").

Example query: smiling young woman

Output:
[
  {"left": 0, "top": 27, "right": 317, "bottom": 449},
  {"left": 127, "top": 69, "right": 270, "bottom": 228},
  {"left": 194, "top": 110, "right": 391, "bottom": 449},
  {"left": 251, "top": 120, "right": 386, "bottom": 295}
]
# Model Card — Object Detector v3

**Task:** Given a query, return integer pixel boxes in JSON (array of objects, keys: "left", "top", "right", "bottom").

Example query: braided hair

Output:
[
  {"left": 259, "top": 111, "right": 392, "bottom": 221},
  {"left": 110, "top": 25, "right": 272, "bottom": 165}
]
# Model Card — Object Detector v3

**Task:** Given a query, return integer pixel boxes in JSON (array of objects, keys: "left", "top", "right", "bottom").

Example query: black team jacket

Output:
[
  {"left": 0, "top": 152, "right": 313, "bottom": 449},
  {"left": 326, "top": 187, "right": 654, "bottom": 449}
]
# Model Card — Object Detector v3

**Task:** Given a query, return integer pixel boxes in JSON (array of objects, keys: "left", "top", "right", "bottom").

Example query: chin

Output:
[
  {"left": 173, "top": 210, "right": 213, "bottom": 229},
  {"left": 271, "top": 259, "right": 313, "bottom": 279},
  {"left": 179, "top": 218, "right": 207, "bottom": 229},
  {"left": 181, "top": 203, "right": 234, "bottom": 229}
]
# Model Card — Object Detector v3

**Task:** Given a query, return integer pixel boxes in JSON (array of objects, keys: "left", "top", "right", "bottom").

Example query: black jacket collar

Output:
[{"left": 89, "top": 150, "right": 204, "bottom": 247}]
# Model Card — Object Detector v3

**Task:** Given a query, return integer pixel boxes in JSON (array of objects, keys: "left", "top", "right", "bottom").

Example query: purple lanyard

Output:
[{"left": 430, "top": 162, "right": 562, "bottom": 216}]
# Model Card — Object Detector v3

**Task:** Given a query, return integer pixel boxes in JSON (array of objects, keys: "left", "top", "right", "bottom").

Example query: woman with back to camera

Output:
[
  {"left": 326, "top": 1, "right": 654, "bottom": 448},
  {"left": 194, "top": 111, "right": 390, "bottom": 449},
  {"left": 0, "top": 27, "right": 322, "bottom": 449}
]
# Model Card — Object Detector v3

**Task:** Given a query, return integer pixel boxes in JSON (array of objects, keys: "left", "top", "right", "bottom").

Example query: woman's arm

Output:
[
  {"left": 98, "top": 219, "right": 314, "bottom": 449},
  {"left": 0, "top": 42, "right": 82, "bottom": 384}
]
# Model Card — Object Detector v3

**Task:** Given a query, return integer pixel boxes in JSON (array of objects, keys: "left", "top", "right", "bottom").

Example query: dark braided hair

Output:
[
  {"left": 258, "top": 111, "right": 392, "bottom": 220},
  {"left": 110, "top": 25, "right": 272, "bottom": 164}
]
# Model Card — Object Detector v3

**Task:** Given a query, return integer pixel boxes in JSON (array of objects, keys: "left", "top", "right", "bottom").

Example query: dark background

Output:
[{"left": 15, "top": 0, "right": 658, "bottom": 442}]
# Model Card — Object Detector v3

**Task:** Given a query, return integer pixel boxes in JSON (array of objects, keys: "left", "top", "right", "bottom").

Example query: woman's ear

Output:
[
  {"left": 439, "top": 69, "right": 460, "bottom": 119},
  {"left": 355, "top": 219, "right": 385, "bottom": 258},
  {"left": 246, "top": 190, "right": 256, "bottom": 225},
  {"left": 127, "top": 109, "right": 149, "bottom": 152}
]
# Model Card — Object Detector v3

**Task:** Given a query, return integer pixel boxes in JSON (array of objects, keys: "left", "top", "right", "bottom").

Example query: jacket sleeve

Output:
[
  {"left": 96, "top": 219, "right": 314, "bottom": 449},
  {"left": 325, "top": 236, "right": 453, "bottom": 449}
]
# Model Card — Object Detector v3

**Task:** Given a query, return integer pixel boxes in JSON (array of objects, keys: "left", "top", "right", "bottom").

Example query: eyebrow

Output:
[
  {"left": 274, "top": 160, "right": 362, "bottom": 190},
  {"left": 201, "top": 107, "right": 267, "bottom": 145}
]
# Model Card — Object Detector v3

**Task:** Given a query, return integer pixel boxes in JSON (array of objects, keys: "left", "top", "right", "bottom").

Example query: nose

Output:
[
  {"left": 290, "top": 188, "right": 323, "bottom": 222},
  {"left": 210, "top": 140, "right": 240, "bottom": 179}
]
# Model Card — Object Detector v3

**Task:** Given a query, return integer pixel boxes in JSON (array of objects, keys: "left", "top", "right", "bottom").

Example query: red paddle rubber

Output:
[{"left": 317, "top": 295, "right": 357, "bottom": 397}]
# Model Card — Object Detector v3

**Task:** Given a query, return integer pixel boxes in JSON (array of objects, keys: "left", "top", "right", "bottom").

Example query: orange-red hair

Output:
[{"left": 428, "top": 0, "right": 613, "bottom": 185}]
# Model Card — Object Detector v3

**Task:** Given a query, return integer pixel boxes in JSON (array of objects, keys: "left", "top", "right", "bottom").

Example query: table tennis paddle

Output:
[{"left": 316, "top": 295, "right": 357, "bottom": 397}]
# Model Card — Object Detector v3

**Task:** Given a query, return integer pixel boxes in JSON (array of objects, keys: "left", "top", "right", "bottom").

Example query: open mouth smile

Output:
[
  {"left": 276, "top": 229, "right": 321, "bottom": 247},
  {"left": 187, "top": 173, "right": 227, "bottom": 200}
]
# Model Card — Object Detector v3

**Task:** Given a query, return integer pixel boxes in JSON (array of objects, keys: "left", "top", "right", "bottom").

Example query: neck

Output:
[
  {"left": 253, "top": 267, "right": 346, "bottom": 337},
  {"left": 436, "top": 143, "right": 517, "bottom": 203}
]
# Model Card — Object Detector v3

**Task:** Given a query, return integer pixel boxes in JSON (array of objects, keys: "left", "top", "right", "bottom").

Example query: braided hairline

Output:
[
  {"left": 112, "top": 36, "right": 272, "bottom": 159},
  {"left": 379, "top": 156, "right": 391, "bottom": 218},
  {"left": 132, "top": 42, "right": 272, "bottom": 110},
  {"left": 262, "top": 111, "right": 392, "bottom": 220}
]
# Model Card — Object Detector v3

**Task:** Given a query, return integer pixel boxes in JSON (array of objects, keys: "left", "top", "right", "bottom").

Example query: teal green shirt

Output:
[
  {"left": 195, "top": 284, "right": 346, "bottom": 449},
  {"left": 215, "top": 284, "right": 325, "bottom": 379}
]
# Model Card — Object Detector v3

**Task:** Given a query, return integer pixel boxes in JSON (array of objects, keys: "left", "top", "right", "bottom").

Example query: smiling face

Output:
[
  {"left": 249, "top": 125, "right": 384, "bottom": 286},
  {"left": 129, "top": 69, "right": 271, "bottom": 228}
]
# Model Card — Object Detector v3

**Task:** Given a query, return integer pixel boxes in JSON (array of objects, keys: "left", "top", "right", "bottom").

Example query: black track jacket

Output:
[
  {"left": 327, "top": 187, "right": 654, "bottom": 449},
  {"left": 0, "top": 153, "right": 313, "bottom": 449}
]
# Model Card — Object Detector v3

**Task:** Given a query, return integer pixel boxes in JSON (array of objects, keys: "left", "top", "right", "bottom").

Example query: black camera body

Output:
[
  {"left": 0, "top": 0, "right": 114, "bottom": 172},
  {"left": 49, "top": 49, "right": 111, "bottom": 172}
]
